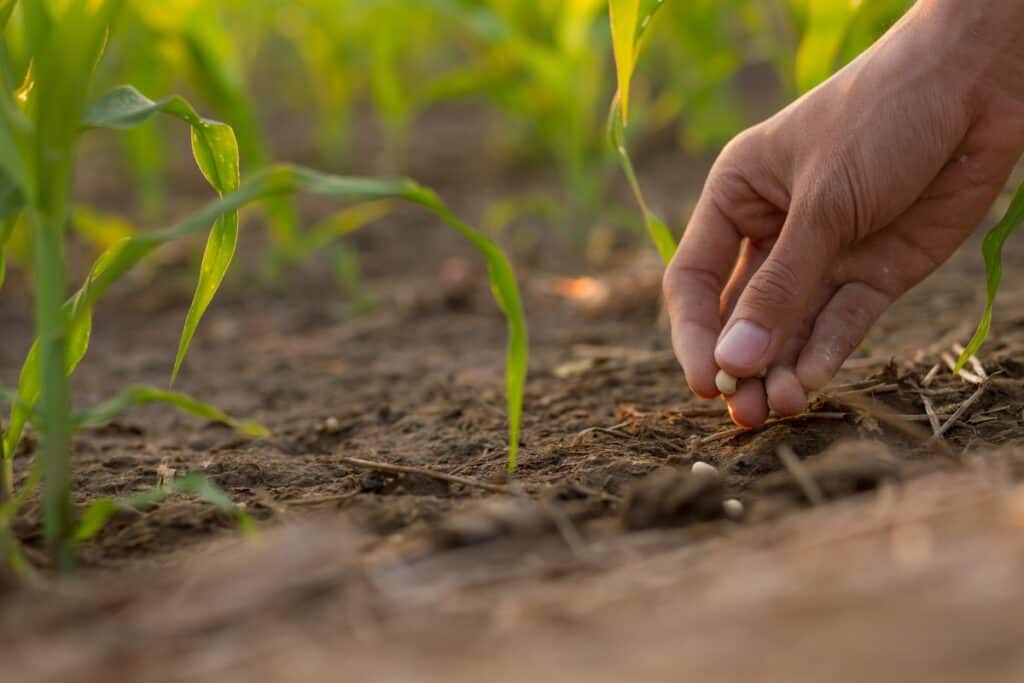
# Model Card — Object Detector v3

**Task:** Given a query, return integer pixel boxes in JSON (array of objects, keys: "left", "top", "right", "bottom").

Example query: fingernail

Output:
[{"left": 716, "top": 320, "right": 771, "bottom": 370}]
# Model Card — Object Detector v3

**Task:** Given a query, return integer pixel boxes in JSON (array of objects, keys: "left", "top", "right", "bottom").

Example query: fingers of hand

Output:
[
  {"left": 796, "top": 281, "right": 891, "bottom": 391},
  {"left": 664, "top": 185, "right": 744, "bottom": 399},
  {"left": 715, "top": 199, "right": 841, "bottom": 378}
]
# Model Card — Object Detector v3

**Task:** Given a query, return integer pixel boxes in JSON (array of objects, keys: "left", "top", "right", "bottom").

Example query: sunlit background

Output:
[{"left": 1, "top": 1, "right": 912, "bottom": 274}]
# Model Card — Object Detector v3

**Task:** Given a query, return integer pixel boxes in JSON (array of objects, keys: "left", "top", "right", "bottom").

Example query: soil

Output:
[{"left": 5, "top": 111, "right": 1024, "bottom": 681}]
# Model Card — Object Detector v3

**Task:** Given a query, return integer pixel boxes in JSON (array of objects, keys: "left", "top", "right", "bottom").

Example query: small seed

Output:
[
  {"left": 722, "top": 498, "right": 744, "bottom": 520},
  {"left": 756, "top": 368, "right": 767, "bottom": 379},
  {"left": 715, "top": 369, "right": 738, "bottom": 396},
  {"left": 691, "top": 461, "right": 717, "bottom": 476}
]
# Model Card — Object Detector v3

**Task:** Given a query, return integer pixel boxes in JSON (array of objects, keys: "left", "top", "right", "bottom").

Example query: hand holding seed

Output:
[{"left": 664, "top": 0, "right": 1024, "bottom": 427}]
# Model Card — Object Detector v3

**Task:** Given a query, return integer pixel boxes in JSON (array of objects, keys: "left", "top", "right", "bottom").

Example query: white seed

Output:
[
  {"left": 691, "top": 461, "right": 717, "bottom": 476},
  {"left": 722, "top": 498, "right": 744, "bottom": 520},
  {"left": 715, "top": 369, "right": 738, "bottom": 396},
  {"left": 324, "top": 417, "right": 341, "bottom": 432}
]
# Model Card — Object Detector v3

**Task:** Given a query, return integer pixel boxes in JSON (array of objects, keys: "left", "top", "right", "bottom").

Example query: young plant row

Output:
[{"left": 0, "top": 0, "right": 526, "bottom": 573}]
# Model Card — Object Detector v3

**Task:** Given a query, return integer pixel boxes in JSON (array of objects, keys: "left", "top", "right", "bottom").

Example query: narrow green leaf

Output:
[
  {"left": 608, "top": 0, "right": 639, "bottom": 123},
  {"left": 173, "top": 121, "right": 240, "bottom": 382},
  {"left": 610, "top": 104, "right": 676, "bottom": 263},
  {"left": 71, "top": 205, "right": 135, "bottom": 251},
  {"left": 83, "top": 86, "right": 241, "bottom": 382},
  {"left": 74, "top": 384, "right": 269, "bottom": 438},
  {"left": 2, "top": 309, "right": 92, "bottom": 459},
  {"left": 75, "top": 472, "right": 253, "bottom": 542},
  {"left": 0, "top": 213, "right": 14, "bottom": 290},
  {"left": 956, "top": 177, "right": 1024, "bottom": 371},
  {"left": 0, "top": 170, "right": 22, "bottom": 220},
  {"left": 608, "top": 0, "right": 666, "bottom": 125},
  {"left": 8, "top": 164, "right": 529, "bottom": 471},
  {"left": 0, "top": 0, "right": 16, "bottom": 31}
]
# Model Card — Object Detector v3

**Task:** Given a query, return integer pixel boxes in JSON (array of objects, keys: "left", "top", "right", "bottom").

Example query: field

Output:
[
  {"left": 5, "top": 1, "right": 1024, "bottom": 681},
  {"left": 3, "top": 111, "right": 1024, "bottom": 680}
]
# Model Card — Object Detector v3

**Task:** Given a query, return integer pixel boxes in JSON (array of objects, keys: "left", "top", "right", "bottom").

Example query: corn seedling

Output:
[
  {"left": 0, "top": 0, "right": 527, "bottom": 573},
  {"left": 956, "top": 179, "right": 1024, "bottom": 371},
  {"left": 608, "top": 0, "right": 677, "bottom": 263}
]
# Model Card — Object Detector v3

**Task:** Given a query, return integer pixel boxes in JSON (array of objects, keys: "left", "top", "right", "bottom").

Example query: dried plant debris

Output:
[
  {"left": 622, "top": 467, "right": 731, "bottom": 531},
  {"left": 754, "top": 440, "right": 902, "bottom": 501}
]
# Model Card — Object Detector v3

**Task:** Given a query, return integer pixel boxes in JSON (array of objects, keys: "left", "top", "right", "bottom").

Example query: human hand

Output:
[{"left": 664, "top": 0, "right": 1024, "bottom": 427}]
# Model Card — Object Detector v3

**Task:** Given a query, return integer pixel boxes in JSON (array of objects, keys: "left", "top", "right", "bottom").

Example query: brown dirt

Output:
[{"left": 5, "top": 127, "right": 1024, "bottom": 680}]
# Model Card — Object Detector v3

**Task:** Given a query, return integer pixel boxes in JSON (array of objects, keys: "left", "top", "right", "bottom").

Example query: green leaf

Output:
[
  {"left": 956, "top": 177, "right": 1024, "bottom": 371},
  {"left": 0, "top": 170, "right": 22, "bottom": 220},
  {"left": 607, "top": 0, "right": 676, "bottom": 263},
  {"left": 609, "top": 0, "right": 639, "bottom": 123},
  {"left": 74, "top": 384, "right": 269, "bottom": 438},
  {"left": 0, "top": 212, "right": 14, "bottom": 290},
  {"left": 2, "top": 309, "right": 92, "bottom": 460},
  {"left": 609, "top": 103, "right": 676, "bottom": 263},
  {"left": 608, "top": 0, "right": 666, "bottom": 125},
  {"left": 795, "top": 0, "right": 860, "bottom": 93},
  {"left": 7, "top": 164, "right": 529, "bottom": 471},
  {"left": 75, "top": 472, "right": 254, "bottom": 542},
  {"left": 293, "top": 200, "right": 392, "bottom": 258},
  {"left": 0, "top": 0, "right": 16, "bottom": 31},
  {"left": 83, "top": 86, "right": 241, "bottom": 382},
  {"left": 71, "top": 205, "right": 135, "bottom": 251}
]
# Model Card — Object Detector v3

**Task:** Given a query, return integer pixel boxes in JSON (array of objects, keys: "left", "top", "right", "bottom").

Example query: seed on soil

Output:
[
  {"left": 691, "top": 461, "right": 717, "bottom": 476},
  {"left": 722, "top": 498, "right": 744, "bottom": 520},
  {"left": 715, "top": 369, "right": 738, "bottom": 396}
]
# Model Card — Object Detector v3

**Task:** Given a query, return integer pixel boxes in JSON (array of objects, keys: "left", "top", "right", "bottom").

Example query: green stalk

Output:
[
  {"left": 29, "top": 202, "right": 76, "bottom": 571},
  {"left": 0, "top": 453, "right": 12, "bottom": 504}
]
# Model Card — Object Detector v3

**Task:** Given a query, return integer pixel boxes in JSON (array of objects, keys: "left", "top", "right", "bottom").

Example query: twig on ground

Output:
[
  {"left": 569, "top": 481, "right": 624, "bottom": 504},
  {"left": 828, "top": 380, "right": 899, "bottom": 394},
  {"left": 776, "top": 444, "right": 826, "bottom": 506},
  {"left": 538, "top": 500, "right": 590, "bottom": 559},
  {"left": 698, "top": 413, "right": 850, "bottom": 446},
  {"left": 941, "top": 351, "right": 984, "bottom": 384},
  {"left": 831, "top": 392, "right": 961, "bottom": 463},
  {"left": 921, "top": 395, "right": 942, "bottom": 437},
  {"left": 933, "top": 383, "right": 987, "bottom": 441},
  {"left": 571, "top": 421, "right": 632, "bottom": 446},
  {"left": 921, "top": 363, "right": 941, "bottom": 388},
  {"left": 952, "top": 343, "right": 988, "bottom": 381},
  {"left": 339, "top": 456, "right": 520, "bottom": 496},
  {"left": 283, "top": 490, "right": 360, "bottom": 507}
]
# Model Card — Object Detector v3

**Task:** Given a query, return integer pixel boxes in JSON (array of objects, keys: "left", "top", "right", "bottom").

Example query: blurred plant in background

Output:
[{"left": 1, "top": 0, "right": 914, "bottom": 276}]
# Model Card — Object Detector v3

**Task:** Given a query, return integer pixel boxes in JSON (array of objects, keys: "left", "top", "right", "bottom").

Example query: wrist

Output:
[{"left": 912, "top": 0, "right": 1024, "bottom": 112}]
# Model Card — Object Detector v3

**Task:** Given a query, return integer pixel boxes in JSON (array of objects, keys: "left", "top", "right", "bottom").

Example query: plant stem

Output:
[
  {"left": 0, "top": 455, "right": 12, "bottom": 504},
  {"left": 30, "top": 207, "right": 76, "bottom": 571}
]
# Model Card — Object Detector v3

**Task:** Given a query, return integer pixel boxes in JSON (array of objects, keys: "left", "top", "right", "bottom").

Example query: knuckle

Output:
[
  {"left": 746, "top": 258, "right": 802, "bottom": 311},
  {"left": 720, "top": 125, "right": 763, "bottom": 162},
  {"left": 802, "top": 152, "right": 871, "bottom": 244}
]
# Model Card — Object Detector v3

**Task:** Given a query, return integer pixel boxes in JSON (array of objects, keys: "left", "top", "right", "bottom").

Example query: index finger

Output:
[{"left": 663, "top": 187, "right": 743, "bottom": 398}]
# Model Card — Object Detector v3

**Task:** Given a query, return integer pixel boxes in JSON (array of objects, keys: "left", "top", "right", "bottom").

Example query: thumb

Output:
[{"left": 714, "top": 200, "right": 840, "bottom": 377}]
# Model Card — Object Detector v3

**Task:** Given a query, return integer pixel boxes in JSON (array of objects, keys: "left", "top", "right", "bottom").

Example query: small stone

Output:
[
  {"left": 722, "top": 498, "right": 744, "bottom": 520},
  {"left": 323, "top": 417, "right": 341, "bottom": 433}
]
